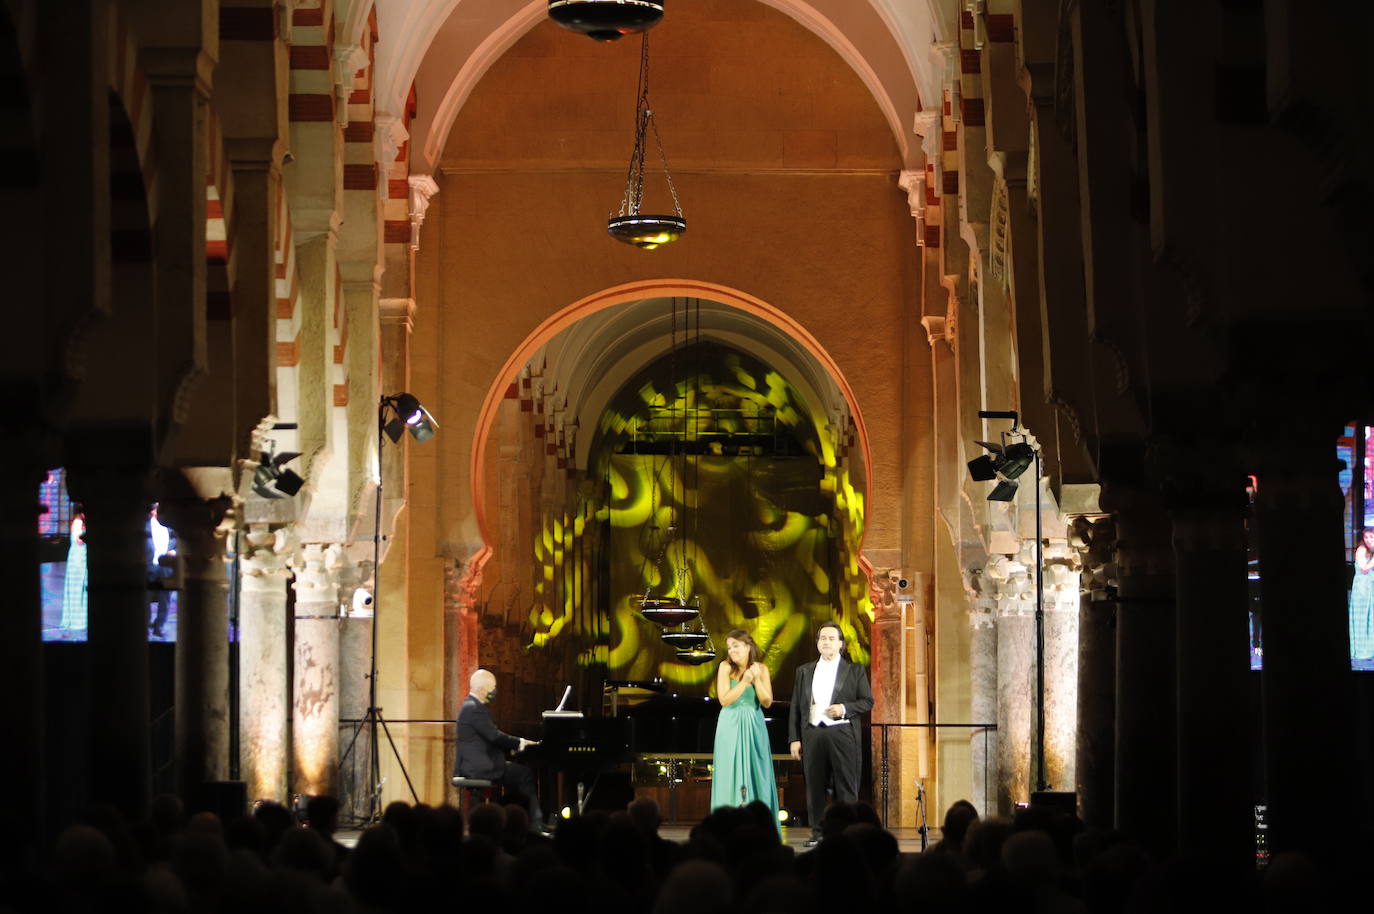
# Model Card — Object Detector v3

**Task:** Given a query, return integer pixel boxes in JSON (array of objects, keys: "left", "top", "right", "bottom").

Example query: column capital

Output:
[
  {"left": 408, "top": 174, "right": 440, "bottom": 251},
  {"left": 291, "top": 542, "right": 344, "bottom": 608},
  {"left": 333, "top": 42, "right": 369, "bottom": 127},
  {"left": 241, "top": 523, "right": 297, "bottom": 588},
  {"left": 379, "top": 297, "right": 416, "bottom": 331},
  {"left": 374, "top": 111, "right": 409, "bottom": 168}
]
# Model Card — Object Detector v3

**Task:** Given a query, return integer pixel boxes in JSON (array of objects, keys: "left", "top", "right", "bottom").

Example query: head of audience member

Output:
[
  {"left": 896, "top": 852, "right": 969, "bottom": 914},
  {"left": 743, "top": 799, "right": 780, "bottom": 844},
  {"left": 743, "top": 875, "right": 818, "bottom": 914},
  {"left": 252, "top": 800, "right": 296, "bottom": 855},
  {"left": 844, "top": 822, "right": 900, "bottom": 879},
  {"left": 468, "top": 802, "right": 507, "bottom": 845},
  {"left": 1082, "top": 841, "right": 1152, "bottom": 914},
  {"left": 343, "top": 825, "right": 405, "bottom": 907},
  {"left": 819, "top": 802, "right": 858, "bottom": 841},
  {"left": 653, "top": 859, "right": 732, "bottom": 914},
  {"left": 937, "top": 799, "right": 979, "bottom": 854},
  {"left": 271, "top": 826, "right": 335, "bottom": 880},
  {"left": 471, "top": 668, "right": 498, "bottom": 703},
  {"left": 503, "top": 802, "right": 531, "bottom": 852},
  {"left": 627, "top": 796, "right": 663, "bottom": 839},
  {"left": 1001, "top": 829, "right": 1059, "bottom": 894},
  {"left": 963, "top": 816, "right": 1013, "bottom": 876},
  {"left": 305, "top": 795, "right": 340, "bottom": 837},
  {"left": 150, "top": 793, "right": 185, "bottom": 836}
]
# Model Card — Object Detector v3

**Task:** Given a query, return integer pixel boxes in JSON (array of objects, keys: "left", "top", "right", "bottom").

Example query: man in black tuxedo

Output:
[
  {"left": 788, "top": 621, "right": 873, "bottom": 846},
  {"left": 455, "top": 669, "right": 547, "bottom": 833}
]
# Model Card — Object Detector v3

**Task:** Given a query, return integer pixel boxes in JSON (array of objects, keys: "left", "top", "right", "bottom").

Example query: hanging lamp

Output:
[
  {"left": 548, "top": 0, "right": 664, "bottom": 42},
  {"left": 608, "top": 34, "right": 686, "bottom": 250}
]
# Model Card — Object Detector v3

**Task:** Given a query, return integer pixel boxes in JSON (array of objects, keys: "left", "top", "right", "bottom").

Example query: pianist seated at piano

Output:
[{"left": 455, "top": 669, "right": 549, "bottom": 835}]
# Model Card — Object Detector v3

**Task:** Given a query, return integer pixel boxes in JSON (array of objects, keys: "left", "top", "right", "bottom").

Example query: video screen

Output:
[
  {"left": 1245, "top": 425, "right": 1371, "bottom": 671},
  {"left": 1344, "top": 425, "right": 1373, "bottom": 671},
  {"left": 39, "top": 468, "right": 180, "bottom": 642}
]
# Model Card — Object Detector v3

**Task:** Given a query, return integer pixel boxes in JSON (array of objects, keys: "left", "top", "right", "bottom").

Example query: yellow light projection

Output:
[{"left": 523, "top": 342, "right": 870, "bottom": 686}]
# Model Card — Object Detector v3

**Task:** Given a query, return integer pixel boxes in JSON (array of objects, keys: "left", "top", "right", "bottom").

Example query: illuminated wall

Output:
[{"left": 522, "top": 342, "right": 871, "bottom": 692}]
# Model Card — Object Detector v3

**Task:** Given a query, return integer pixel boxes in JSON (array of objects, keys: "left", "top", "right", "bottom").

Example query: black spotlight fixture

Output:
[
  {"left": 608, "top": 33, "right": 686, "bottom": 249},
  {"left": 252, "top": 449, "right": 304, "bottom": 499},
  {"left": 548, "top": 0, "right": 664, "bottom": 42},
  {"left": 381, "top": 392, "right": 439, "bottom": 444},
  {"left": 969, "top": 439, "right": 1035, "bottom": 500}
]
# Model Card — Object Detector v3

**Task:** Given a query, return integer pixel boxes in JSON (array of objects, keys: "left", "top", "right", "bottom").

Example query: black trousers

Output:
[
  {"left": 499, "top": 761, "right": 543, "bottom": 827},
  {"left": 801, "top": 722, "right": 861, "bottom": 832}
]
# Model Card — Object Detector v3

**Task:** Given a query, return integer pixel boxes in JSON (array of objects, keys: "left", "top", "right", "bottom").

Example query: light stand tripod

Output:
[{"left": 339, "top": 393, "right": 437, "bottom": 822}]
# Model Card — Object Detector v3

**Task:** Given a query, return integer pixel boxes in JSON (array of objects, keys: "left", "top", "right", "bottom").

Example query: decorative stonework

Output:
[
  {"left": 1070, "top": 514, "right": 1119, "bottom": 599},
  {"left": 374, "top": 112, "right": 409, "bottom": 168},
  {"left": 407, "top": 174, "right": 440, "bottom": 251},
  {"left": 333, "top": 43, "right": 369, "bottom": 126},
  {"left": 989, "top": 178, "right": 1010, "bottom": 288},
  {"left": 897, "top": 169, "right": 928, "bottom": 245}
]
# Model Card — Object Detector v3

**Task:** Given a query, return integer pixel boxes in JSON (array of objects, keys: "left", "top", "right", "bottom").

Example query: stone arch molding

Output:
[
  {"left": 464, "top": 278, "right": 879, "bottom": 600},
  {"left": 374, "top": 0, "right": 934, "bottom": 173}
]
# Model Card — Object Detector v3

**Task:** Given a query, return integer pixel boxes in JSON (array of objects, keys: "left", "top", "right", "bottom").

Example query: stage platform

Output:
[{"left": 339, "top": 824, "right": 941, "bottom": 853}]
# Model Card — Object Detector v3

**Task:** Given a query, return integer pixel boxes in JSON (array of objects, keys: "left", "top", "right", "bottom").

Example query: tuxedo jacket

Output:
[
  {"left": 788, "top": 657, "right": 874, "bottom": 745},
  {"left": 454, "top": 694, "right": 520, "bottom": 779}
]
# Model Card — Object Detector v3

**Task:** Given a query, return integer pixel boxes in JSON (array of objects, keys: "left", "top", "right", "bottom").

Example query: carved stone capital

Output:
[
  {"left": 333, "top": 43, "right": 369, "bottom": 126},
  {"left": 378, "top": 297, "right": 416, "bottom": 331},
  {"left": 913, "top": 110, "right": 943, "bottom": 164},
  {"left": 407, "top": 174, "right": 440, "bottom": 251},
  {"left": 241, "top": 523, "right": 298, "bottom": 590},
  {"left": 374, "top": 111, "right": 409, "bottom": 167},
  {"left": 291, "top": 542, "right": 344, "bottom": 607}
]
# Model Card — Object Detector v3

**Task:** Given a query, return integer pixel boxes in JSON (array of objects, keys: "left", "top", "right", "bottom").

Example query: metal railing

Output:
[{"left": 872, "top": 722, "right": 997, "bottom": 830}]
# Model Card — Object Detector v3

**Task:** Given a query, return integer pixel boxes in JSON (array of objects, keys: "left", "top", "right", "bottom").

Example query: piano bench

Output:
[{"left": 450, "top": 777, "right": 496, "bottom": 813}]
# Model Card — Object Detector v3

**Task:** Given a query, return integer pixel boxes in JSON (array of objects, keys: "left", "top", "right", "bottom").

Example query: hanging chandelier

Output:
[
  {"left": 608, "top": 34, "right": 686, "bottom": 250},
  {"left": 548, "top": 0, "right": 664, "bottom": 42}
]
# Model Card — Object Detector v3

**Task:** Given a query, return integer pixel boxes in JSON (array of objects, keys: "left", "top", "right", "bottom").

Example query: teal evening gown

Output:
[{"left": 711, "top": 679, "right": 779, "bottom": 826}]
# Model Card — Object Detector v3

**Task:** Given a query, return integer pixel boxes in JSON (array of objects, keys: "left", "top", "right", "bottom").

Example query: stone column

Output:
[
  {"left": 157, "top": 485, "right": 236, "bottom": 797},
  {"left": 1250, "top": 416, "right": 1356, "bottom": 864},
  {"left": 339, "top": 597, "right": 374, "bottom": 819},
  {"left": 0, "top": 446, "right": 47, "bottom": 848},
  {"left": 291, "top": 543, "right": 343, "bottom": 797},
  {"left": 867, "top": 563, "right": 902, "bottom": 825},
  {"left": 67, "top": 461, "right": 155, "bottom": 821},
  {"left": 1106, "top": 488, "right": 1177, "bottom": 854},
  {"left": 239, "top": 523, "right": 294, "bottom": 803},
  {"left": 1072, "top": 515, "right": 1118, "bottom": 830},
  {"left": 1164, "top": 454, "right": 1254, "bottom": 866},
  {"left": 967, "top": 577, "right": 998, "bottom": 817},
  {"left": 986, "top": 551, "right": 1033, "bottom": 812},
  {"left": 1041, "top": 538, "right": 1081, "bottom": 792}
]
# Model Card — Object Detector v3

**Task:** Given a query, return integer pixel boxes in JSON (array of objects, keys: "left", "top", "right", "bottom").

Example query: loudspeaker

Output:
[
  {"left": 1030, "top": 790, "right": 1076, "bottom": 815},
  {"left": 192, "top": 780, "right": 248, "bottom": 821}
]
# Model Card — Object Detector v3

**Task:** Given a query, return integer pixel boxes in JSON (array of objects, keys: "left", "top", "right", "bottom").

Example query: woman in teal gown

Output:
[{"left": 711, "top": 629, "right": 779, "bottom": 828}]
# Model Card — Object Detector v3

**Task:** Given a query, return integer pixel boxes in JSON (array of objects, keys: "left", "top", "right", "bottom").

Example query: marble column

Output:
[
  {"left": 0, "top": 446, "right": 47, "bottom": 847},
  {"left": 239, "top": 523, "right": 294, "bottom": 803},
  {"left": 1168, "top": 473, "right": 1253, "bottom": 865},
  {"left": 1106, "top": 490, "right": 1177, "bottom": 855},
  {"left": 157, "top": 486, "right": 236, "bottom": 797},
  {"left": 291, "top": 543, "right": 343, "bottom": 797},
  {"left": 67, "top": 462, "right": 155, "bottom": 821},
  {"left": 987, "top": 552, "right": 1033, "bottom": 812},
  {"left": 867, "top": 564, "right": 903, "bottom": 825},
  {"left": 1072, "top": 515, "right": 1118, "bottom": 830},
  {"left": 1041, "top": 539, "right": 1081, "bottom": 792},
  {"left": 967, "top": 579, "right": 998, "bottom": 817},
  {"left": 339, "top": 600, "right": 374, "bottom": 819},
  {"left": 1250, "top": 417, "right": 1356, "bottom": 864}
]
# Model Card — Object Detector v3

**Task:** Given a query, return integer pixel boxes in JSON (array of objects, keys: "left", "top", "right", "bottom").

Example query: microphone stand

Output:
[{"left": 916, "top": 779, "right": 929, "bottom": 851}]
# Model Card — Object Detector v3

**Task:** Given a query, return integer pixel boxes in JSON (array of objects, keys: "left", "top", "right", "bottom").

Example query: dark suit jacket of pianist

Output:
[{"left": 454, "top": 694, "right": 520, "bottom": 779}]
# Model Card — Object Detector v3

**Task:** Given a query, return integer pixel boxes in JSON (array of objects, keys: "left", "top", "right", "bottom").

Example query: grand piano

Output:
[{"left": 517, "top": 682, "right": 799, "bottom": 823}]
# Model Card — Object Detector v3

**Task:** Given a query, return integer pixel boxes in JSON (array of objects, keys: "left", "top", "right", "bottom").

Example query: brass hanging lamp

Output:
[
  {"left": 608, "top": 34, "right": 686, "bottom": 250},
  {"left": 547, "top": 0, "right": 664, "bottom": 42}
]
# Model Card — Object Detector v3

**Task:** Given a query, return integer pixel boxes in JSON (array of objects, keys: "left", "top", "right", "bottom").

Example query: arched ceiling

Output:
[
  {"left": 526, "top": 297, "right": 849, "bottom": 469},
  {"left": 372, "top": 0, "right": 946, "bottom": 173}
]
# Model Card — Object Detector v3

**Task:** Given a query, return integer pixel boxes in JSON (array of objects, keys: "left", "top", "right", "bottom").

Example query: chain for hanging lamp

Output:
[{"left": 609, "top": 34, "right": 686, "bottom": 250}]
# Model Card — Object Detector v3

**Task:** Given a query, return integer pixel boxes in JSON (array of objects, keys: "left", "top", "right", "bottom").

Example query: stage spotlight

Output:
[
  {"left": 967, "top": 453, "right": 997, "bottom": 481},
  {"left": 560, "top": 806, "right": 573, "bottom": 819},
  {"left": 777, "top": 808, "right": 790, "bottom": 823},
  {"left": 988, "top": 480, "right": 1019, "bottom": 501},
  {"left": 252, "top": 449, "right": 304, "bottom": 499},
  {"left": 382, "top": 393, "right": 439, "bottom": 443}
]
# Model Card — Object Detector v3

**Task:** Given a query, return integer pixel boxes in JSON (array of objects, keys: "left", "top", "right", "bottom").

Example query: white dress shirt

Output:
[{"left": 809, "top": 656, "right": 847, "bottom": 726}]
